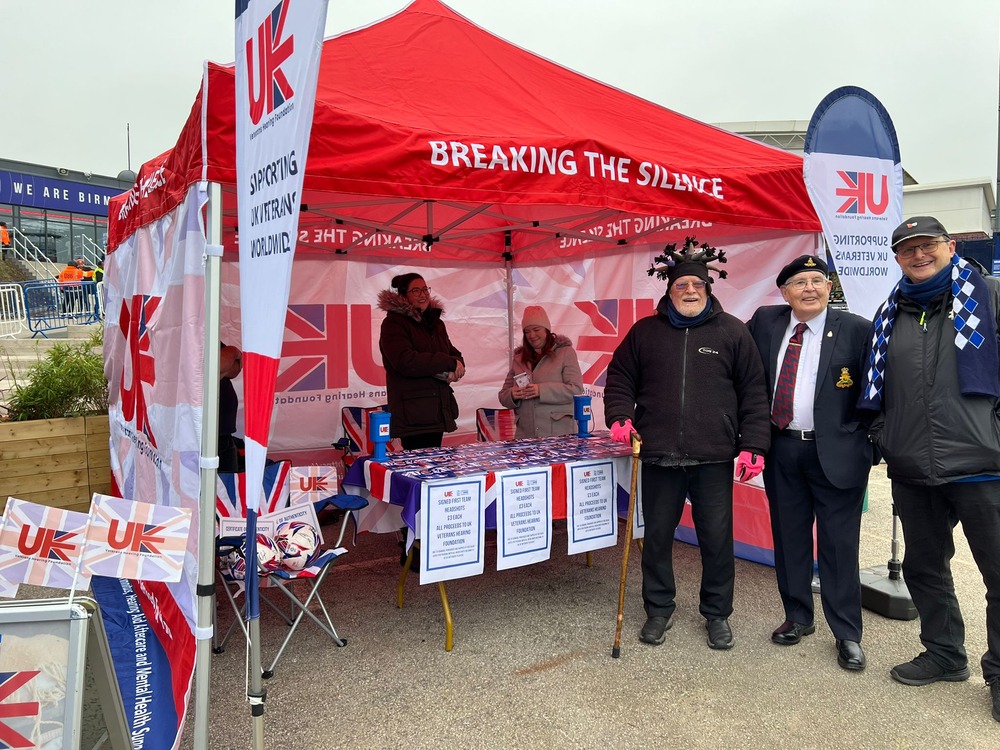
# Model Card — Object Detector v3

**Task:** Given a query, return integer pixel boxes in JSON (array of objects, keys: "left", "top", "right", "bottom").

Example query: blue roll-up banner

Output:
[{"left": 803, "top": 86, "right": 904, "bottom": 320}]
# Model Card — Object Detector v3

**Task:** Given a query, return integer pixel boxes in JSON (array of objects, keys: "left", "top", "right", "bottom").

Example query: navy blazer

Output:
[{"left": 747, "top": 305, "right": 874, "bottom": 490}]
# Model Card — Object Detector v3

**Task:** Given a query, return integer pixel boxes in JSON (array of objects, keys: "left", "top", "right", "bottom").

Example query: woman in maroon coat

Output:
[{"left": 377, "top": 273, "right": 465, "bottom": 449}]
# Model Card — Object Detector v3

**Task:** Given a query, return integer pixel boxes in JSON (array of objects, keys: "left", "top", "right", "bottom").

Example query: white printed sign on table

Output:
[
  {"left": 566, "top": 460, "right": 618, "bottom": 555},
  {"left": 419, "top": 477, "right": 487, "bottom": 585},
  {"left": 494, "top": 467, "right": 552, "bottom": 571}
]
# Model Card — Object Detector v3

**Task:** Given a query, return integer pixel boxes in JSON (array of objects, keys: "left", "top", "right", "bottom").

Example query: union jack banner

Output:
[
  {"left": 101, "top": 183, "right": 208, "bottom": 750},
  {"left": 276, "top": 304, "right": 344, "bottom": 393},
  {"left": 342, "top": 405, "right": 371, "bottom": 454},
  {"left": 289, "top": 465, "right": 340, "bottom": 506},
  {"left": 82, "top": 495, "right": 193, "bottom": 583},
  {"left": 0, "top": 670, "right": 41, "bottom": 749},
  {"left": 362, "top": 460, "right": 392, "bottom": 503},
  {"left": 350, "top": 461, "right": 405, "bottom": 535},
  {"left": 475, "top": 408, "right": 516, "bottom": 442},
  {"left": 216, "top": 461, "right": 291, "bottom": 522},
  {"left": 0, "top": 499, "right": 90, "bottom": 590}
]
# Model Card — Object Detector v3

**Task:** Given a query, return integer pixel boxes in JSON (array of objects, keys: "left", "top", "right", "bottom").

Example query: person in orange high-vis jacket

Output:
[
  {"left": 57, "top": 261, "right": 84, "bottom": 283},
  {"left": 0, "top": 222, "right": 10, "bottom": 260},
  {"left": 57, "top": 261, "right": 84, "bottom": 314}
]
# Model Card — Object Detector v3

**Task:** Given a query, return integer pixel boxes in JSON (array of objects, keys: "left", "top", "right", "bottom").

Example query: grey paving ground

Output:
[
  {"left": 184, "top": 463, "right": 997, "bottom": 750},
  {"left": 18, "top": 463, "right": 997, "bottom": 749}
]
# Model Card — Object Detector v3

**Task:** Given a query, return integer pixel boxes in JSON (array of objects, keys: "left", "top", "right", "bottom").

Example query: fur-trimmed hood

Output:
[
  {"left": 513, "top": 333, "right": 573, "bottom": 358},
  {"left": 377, "top": 289, "right": 446, "bottom": 322}
]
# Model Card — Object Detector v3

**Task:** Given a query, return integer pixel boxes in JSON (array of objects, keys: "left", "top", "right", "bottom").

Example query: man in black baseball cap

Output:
[
  {"left": 891, "top": 216, "right": 950, "bottom": 249},
  {"left": 747, "top": 255, "right": 874, "bottom": 670},
  {"left": 860, "top": 214, "right": 1000, "bottom": 721}
]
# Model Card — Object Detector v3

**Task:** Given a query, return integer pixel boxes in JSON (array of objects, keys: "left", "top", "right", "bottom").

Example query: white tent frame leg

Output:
[{"left": 194, "top": 181, "right": 224, "bottom": 750}]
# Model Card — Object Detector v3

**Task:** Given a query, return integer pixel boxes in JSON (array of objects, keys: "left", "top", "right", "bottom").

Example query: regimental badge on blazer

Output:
[{"left": 836, "top": 367, "right": 854, "bottom": 388}]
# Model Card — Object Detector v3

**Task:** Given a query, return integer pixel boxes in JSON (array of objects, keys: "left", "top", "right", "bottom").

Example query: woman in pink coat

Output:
[{"left": 499, "top": 306, "right": 584, "bottom": 438}]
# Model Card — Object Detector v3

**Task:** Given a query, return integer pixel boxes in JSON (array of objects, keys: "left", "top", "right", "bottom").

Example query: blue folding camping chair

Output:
[{"left": 213, "top": 460, "right": 368, "bottom": 678}]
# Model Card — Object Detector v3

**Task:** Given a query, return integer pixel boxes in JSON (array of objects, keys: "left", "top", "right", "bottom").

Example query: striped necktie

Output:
[{"left": 772, "top": 322, "right": 808, "bottom": 429}]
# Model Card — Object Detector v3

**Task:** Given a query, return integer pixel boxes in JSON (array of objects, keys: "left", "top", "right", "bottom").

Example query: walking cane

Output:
[{"left": 612, "top": 431, "right": 642, "bottom": 658}]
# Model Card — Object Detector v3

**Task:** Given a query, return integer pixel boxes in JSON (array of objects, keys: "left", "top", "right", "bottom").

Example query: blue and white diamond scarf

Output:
[{"left": 859, "top": 254, "right": 1000, "bottom": 410}]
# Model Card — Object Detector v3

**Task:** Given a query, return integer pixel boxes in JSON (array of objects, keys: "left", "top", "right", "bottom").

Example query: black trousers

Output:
[
  {"left": 218, "top": 434, "right": 242, "bottom": 473},
  {"left": 893, "top": 479, "right": 1000, "bottom": 680},
  {"left": 763, "top": 435, "right": 864, "bottom": 640},
  {"left": 640, "top": 461, "right": 734, "bottom": 620}
]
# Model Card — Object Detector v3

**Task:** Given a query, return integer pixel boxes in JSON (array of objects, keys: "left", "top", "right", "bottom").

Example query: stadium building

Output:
[{"left": 0, "top": 158, "right": 133, "bottom": 264}]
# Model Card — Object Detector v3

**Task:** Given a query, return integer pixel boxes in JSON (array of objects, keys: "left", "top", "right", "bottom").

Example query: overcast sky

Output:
[{"left": 4, "top": 0, "right": 998, "bottom": 188}]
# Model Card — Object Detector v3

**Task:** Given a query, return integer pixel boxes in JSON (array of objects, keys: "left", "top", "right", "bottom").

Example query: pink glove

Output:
[
  {"left": 610, "top": 419, "right": 637, "bottom": 444},
  {"left": 736, "top": 451, "right": 765, "bottom": 482}
]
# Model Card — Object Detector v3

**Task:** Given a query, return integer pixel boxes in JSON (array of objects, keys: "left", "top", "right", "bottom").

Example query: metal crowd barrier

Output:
[
  {"left": 22, "top": 280, "right": 101, "bottom": 338},
  {"left": 0, "top": 282, "right": 28, "bottom": 339}
]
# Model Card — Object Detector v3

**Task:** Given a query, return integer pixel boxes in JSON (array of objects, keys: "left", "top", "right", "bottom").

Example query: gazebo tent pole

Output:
[
  {"left": 193, "top": 180, "right": 223, "bottom": 750},
  {"left": 505, "top": 232, "right": 514, "bottom": 362}
]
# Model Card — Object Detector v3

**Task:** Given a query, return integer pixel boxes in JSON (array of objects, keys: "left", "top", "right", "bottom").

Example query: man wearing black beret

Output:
[{"left": 747, "top": 255, "right": 874, "bottom": 670}]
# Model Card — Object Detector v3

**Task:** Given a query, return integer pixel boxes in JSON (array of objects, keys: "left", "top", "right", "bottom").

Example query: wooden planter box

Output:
[{"left": 0, "top": 415, "right": 111, "bottom": 514}]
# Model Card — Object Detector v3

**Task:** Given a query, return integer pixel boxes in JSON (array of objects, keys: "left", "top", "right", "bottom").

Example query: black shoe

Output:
[
  {"left": 771, "top": 620, "right": 816, "bottom": 646},
  {"left": 890, "top": 652, "right": 970, "bottom": 686},
  {"left": 639, "top": 615, "right": 673, "bottom": 645},
  {"left": 988, "top": 677, "right": 999, "bottom": 722},
  {"left": 836, "top": 640, "right": 866, "bottom": 671},
  {"left": 706, "top": 618, "right": 734, "bottom": 650}
]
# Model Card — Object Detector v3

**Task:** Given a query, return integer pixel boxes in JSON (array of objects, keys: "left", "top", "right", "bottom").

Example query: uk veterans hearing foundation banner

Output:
[{"left": 803, "top": 86, "right": 903, "bottom": 320}]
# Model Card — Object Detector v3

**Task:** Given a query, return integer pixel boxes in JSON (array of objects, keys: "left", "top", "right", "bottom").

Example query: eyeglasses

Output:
[
  {"left": 896, "top": 239, "right": 947, "bottom": 259},
  {"left": 673, "top": 281, "right": 707, "bottom": 291},
  {"left": 783, "top": 277, "right": 829, "bottom": 291},
  {"left": 407, "top": 286, "right": 431, "bottom": 296}
]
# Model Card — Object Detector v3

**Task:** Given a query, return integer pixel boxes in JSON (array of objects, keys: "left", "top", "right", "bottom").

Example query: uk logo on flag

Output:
[
  {"left": 575, "top": 298, "right": 656, "bottom": 385},
  {"left": 835, "top": 170, "right": 890, "bottom": 215},
  {"left": 245, "top": 0, "right": 295, "bottom": 125},
  {"left": 290, "top": 465, "right": 340, "bottom": 506},
  {"left": 119, "top": 294, "right": 161, "bottom": 447},
  {"left": 83, "top": 495, "right": 192, "bottom": 583},
  {"left": 0, "top": 500, "right": 89, "bottom": 591},
  {"left": 277, "top": 304, "right": 384, "bottom": 392}
]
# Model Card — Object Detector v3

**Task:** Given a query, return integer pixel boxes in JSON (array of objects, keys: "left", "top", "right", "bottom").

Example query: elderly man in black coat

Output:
[
  {"left": 606, "top": 241, "right": 771, "bottom": 651},
  {"left": 747, "top": 255, "right": 874, "bottom": 671}
]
